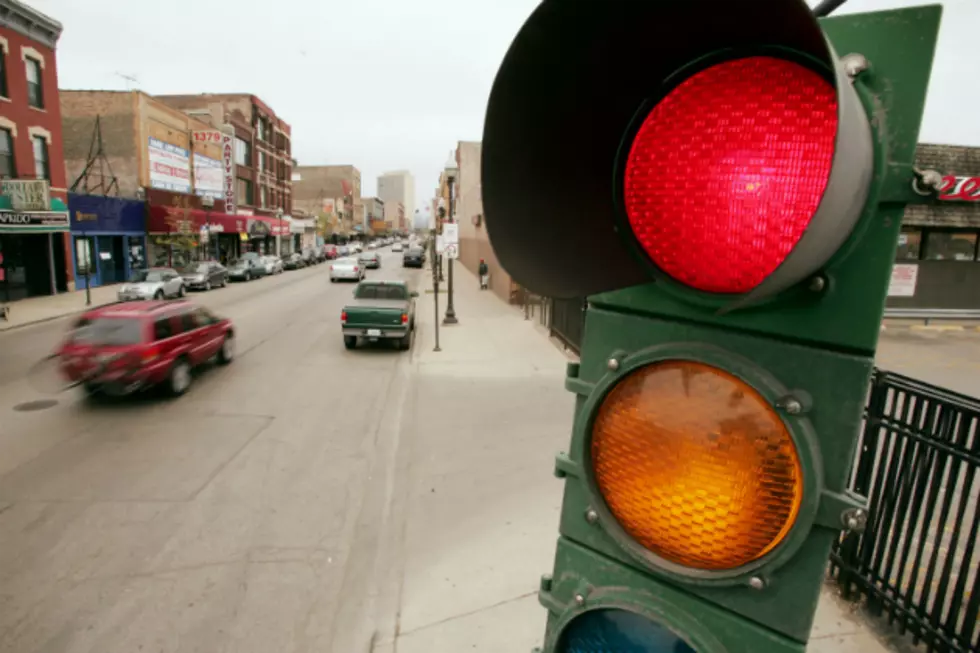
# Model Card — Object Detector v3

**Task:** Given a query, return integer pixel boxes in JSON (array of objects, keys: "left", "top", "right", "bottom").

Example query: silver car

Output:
[
  {"left": 330, "top": 257, "right": 365, "bottom": 283},
  {"left": 358, "top": 251, "right": 381, "bottom": 269},
  {"left": 261, "top": 255, "right": 284, "bottom": 275},
  {"left": 117, "top": 268, "right": 185, "bottom": 301}
]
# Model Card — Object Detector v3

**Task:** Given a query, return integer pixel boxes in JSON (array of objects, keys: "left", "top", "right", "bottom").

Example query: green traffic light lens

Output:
[{"left": 558, "top": 608, "right": 697, "bottom": 652}]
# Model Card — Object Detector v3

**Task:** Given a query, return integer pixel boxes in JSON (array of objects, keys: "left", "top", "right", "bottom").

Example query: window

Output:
[
  {"left": 234, "top": 137, "right": 251, "bottom": 166},
  {"left": 73, "top": 318, "right": 145, "bottom": 346},
  {"left": 0, "top": 49, "right": 8, "bottom": 97},
  {"left": 260, "top": 186, "right": 267, "bottom": 208},
  {"left": 32, "top": 135, "right": 48, "bottom": 180},
  {"left": 256, "top": 117, "right": 266, "bottom": 142},
  {"left": 25, "top": 57, "right": 42, "bottom": 108},
  {"left": 154, "top": 317, "right": 175, "bottom": 341},
  {"left": 259, "top": 151, "right": 267, "bottom": 171},
  {"left": 923, "top": 231, "right": 978, "bottom": 261},
  {"left": 0, "top": 128, "right": 13, "bottom": 178},
  {"left": 895, "top": 228, "right": 921, "bottom": 261},
  {"left": 237, "top": 178, "right": 253, "bottom": 205}
]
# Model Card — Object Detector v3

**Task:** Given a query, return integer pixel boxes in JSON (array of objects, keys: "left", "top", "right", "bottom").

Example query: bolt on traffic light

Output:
[{"left": 481, "top": 0, "right": 942, "bottom": 651}]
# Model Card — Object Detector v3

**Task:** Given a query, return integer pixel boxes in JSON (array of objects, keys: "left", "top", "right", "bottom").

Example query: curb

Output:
[
  {"left": 908, "top": 324, "right": 965, "bottom": 333},
  {"left": 0, "top": 303, "right": 105, "bottom": 334}
]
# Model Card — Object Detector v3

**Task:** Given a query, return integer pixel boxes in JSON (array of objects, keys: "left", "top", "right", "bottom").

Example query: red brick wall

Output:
[{"left": 0, "top": 24, "right": 72, "bottom": 283}]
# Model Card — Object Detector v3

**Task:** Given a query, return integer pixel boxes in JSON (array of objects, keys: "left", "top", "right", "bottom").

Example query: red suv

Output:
[{"left": 57, "top": 299, "right": 235, "bottom": 398}]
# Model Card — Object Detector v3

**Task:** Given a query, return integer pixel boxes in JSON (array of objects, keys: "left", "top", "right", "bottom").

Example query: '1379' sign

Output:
[{"left": 938, "top": 175, "right": 980, "bottom": 202}]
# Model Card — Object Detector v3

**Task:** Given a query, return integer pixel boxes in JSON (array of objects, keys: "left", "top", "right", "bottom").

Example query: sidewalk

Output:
[
  {"left": 375, "top": 262, "right": 896, "bottom": 652},
  {"left": 0, "top": 283, "right": 119, "bottom": 332}
]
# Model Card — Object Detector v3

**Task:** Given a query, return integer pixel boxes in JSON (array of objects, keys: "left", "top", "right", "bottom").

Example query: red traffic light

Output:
[
  {"left": 482, "top": 0, "right": 874, "bottom": 303},
  {"left": 624, "top": 56, "right": 838, "bottom": 295}
]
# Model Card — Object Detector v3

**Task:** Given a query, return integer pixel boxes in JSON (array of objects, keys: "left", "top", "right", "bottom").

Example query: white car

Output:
[
  {"left": 392, "top": 243, "right": 404, "bottom": 252},
  {"left": 261, "top": 255, "right": 284, "bottom": 275},
  {"left": 330, "top": 257, "right": 365, "bottom": 282},
  {"left": 117, "top": 267, "right": 185, "bottom": 301}
]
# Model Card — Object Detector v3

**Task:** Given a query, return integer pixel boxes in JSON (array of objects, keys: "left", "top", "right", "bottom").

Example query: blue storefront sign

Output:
[{"left": 68, "top": 194, "right": 148, "bottom": 288}]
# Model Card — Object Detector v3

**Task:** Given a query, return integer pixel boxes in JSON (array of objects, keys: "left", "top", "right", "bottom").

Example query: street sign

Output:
[
  {"left": 443, "top": 223, "right": 459, "bottom": 245},
  {"left": 436, "top": 235, "right": 446, "bottom": 254},
  {"left": 480, "top": 1, "right": 942, "bottom": 651},
  {"left": 444, "top": 243, "right": 459, "bottom": 260}
]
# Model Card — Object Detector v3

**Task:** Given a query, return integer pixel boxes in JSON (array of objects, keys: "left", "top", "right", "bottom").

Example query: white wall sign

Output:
[
  {"left": 436, "top": 234, "right": 446, "bottom": 254},
  {"left": 148, "top": 137, "right": 191, "bottom": 193},
  {"left": 442, "top": 222, "right": 459, "bottom": 245},
  {"left": 888, "top": 264, "right": 919, "bottom": 297},
  {"left": 221, "top": 126, "right": 237, "bottom": 215},
  {"left": 193, "top": 153, "right": 223, "bottom": 200},
  {"left": 1, "top": 179, "right": 49, "bottom": 211}
]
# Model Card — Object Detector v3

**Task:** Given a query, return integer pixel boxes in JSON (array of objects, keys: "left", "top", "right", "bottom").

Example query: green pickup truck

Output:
[{"left": 341, "top": 280, "right": 418, "bottom": 350}]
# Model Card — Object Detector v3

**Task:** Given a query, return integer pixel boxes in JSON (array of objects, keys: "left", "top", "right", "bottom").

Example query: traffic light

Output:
[{"left": 480, "top": 1, "right": 942, "bottom": 651}]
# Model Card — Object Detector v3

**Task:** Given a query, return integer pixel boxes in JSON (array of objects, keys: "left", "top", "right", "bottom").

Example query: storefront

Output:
[
  {"left": 147, "top": 201, "right": 288, "bottom": 268},
  {"left": 886, "top": 144, "right": 980, "bottom": 314},
  {"left": 0, "top": 210, "right": 70, "bottom": 301},
  {"left": 68, "top": 194, "right": 147, "bottom": 287}
]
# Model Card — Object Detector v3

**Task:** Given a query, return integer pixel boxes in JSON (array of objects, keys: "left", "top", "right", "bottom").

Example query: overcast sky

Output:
[{"left": 32, "top": 0, "right": 980, "bottom": 223}]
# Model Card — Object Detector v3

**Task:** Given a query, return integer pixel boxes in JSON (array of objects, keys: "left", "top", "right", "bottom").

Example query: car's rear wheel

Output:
[
  {"left": 344, "top": 336, "right": 357, "bottom": 350},
  {"left": 168, "top": 357, "right": 192, "bottom": 396},
  {"left": 218, "top": 334, "right": 235, "bottom": 364},
  {"left": 154, "top": 290, "right": 164, "bottom": 300},
  {"left": 178, "top": 285, "right": 186, "bottom": 298}
]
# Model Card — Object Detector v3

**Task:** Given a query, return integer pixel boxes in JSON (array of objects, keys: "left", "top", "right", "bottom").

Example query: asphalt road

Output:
[{"left": 0, "top": 247, "right": 422, "bottom": 653}]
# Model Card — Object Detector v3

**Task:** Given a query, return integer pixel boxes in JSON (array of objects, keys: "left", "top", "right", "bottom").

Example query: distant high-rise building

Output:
[{"left": 377, "top": 170, "right": 415, "bottom": 224}]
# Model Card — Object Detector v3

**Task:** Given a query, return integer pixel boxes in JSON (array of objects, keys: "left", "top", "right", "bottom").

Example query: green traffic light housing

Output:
[{"left": 482, "top": 0, "right": 876, "bottom": 307}]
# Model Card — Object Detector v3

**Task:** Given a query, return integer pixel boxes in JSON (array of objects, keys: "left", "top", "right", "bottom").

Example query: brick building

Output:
[
  {"left": 292, "top": 165, "right": 361, "bottom": 237},
  {"left": 889, "top": 143, "right": 980, "bottom": 313},
  {"left": 0, "top": 0, "right": 72, "bottom": 301},
  {"left": 154, "top": 94, "right": 293, "bottom": 218}
]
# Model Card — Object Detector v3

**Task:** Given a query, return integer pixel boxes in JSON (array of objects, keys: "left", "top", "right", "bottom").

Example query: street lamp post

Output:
[
  {"left": 443, "top": 153, "right": 459, "bottom": 325},
  {"left": 201, "top": 195, "right": 215, "bottom": 261},
  {"left": 431, "top": 228, "right": 441, "bottom": 352}
]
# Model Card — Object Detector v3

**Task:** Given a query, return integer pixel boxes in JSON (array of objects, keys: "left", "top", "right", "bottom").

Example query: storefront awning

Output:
[
  {"left": 0, "top": 210, "right": 69, "bottom": 233},
  {"left": 148, "top": 205, "right": 290, "bottom": 236}
]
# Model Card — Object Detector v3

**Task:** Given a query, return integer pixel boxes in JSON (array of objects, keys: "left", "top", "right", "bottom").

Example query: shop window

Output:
[
  {"left": 895, "top": 229, "right": 921, "bottom": 261},
  {"left": 32, "top": 135, "right": 49, "bottom": 180},
  {"left": 0, "top": 128, "right": 14, "bottom": 178},
  {"left": 923, "top": 231, "right": 978, "bottom": 261},
  {"left": 237, "top": 178, "right": 253, "bottom": 205},
  {"left": 25, "top": 57, "right": 42, "bottom": 109}
]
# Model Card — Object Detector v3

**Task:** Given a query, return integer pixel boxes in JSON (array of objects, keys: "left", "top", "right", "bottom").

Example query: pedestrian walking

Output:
[{"left": 478, "top": 259, "right": 490, "bottom": 290}]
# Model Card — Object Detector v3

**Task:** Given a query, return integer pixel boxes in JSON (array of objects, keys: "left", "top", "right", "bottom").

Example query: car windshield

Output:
[
  {"left": 180, "top": 264, "right": 208, "bottom": 274},
  {"left": 130, "top": 270, "right": 166, "bottom": 282},
  {"left": 355, "top": 284, "right": 408, "bottom": 300},
  {"left": 335, "top": 258, "right": 357, "bottom": 266},
  {"left": 71, "top": 317, "right": 144, "bottom": 346}
]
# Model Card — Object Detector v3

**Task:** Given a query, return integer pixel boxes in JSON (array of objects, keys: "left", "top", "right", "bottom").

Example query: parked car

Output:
[
  {"left": 283, "top": 252, "right": 306, "bottom": 270},
  {"left": 179, "top": 262, "right": 227, "bottom": 291},
  {"left": 392, "top": 243, "right": 404, "bottom": 253},
  {"left": 261, "top": 255, "right": 284, "bottom": 275},
  {"left": 301, "top": 248, "right": 318, "bottom": 266},
  {"left": 402, "top": 246, "right": 426, "bottom": 268},
  {"left": 337, "top": 245, "right": 350, "bottom": 256},
  {"left": 323, "top": 244, "right": 338, "bottom": 260},
  {"left": 118, "top": 267, "right": 185, "bottom": 301},
  {"left": 358, "top": 251, "right": 381, "bottom": 270},
  {"left": 56, "top": 299, "right": 235, "bottom": 398},
  {"left": 366, "top": 242, "right": 378, "bottom": 250},
  {"left": 227, "top": 258, "right": 265, "bottom": 282},
  {"left": 314, "top": 247, "right": 327, "bottom": 263},
  {"left": 330, "top": 257, "right": 365, "bottom": 283},
  {"left": 341, "top": 280, "right": 418, "bottom": 351}
]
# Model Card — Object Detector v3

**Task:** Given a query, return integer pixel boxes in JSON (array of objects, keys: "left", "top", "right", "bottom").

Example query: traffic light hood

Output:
[{"left": 482, "top": 0, "right": 873, "bottom": 301}]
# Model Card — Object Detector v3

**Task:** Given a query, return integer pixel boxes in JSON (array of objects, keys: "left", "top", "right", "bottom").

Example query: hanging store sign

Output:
[
  {"left": 0, "top": 210, "right": 69, "bottom": 232},
  {"left": 221, "top": 126, "right": 237, "bottom": 216},
  {"left": 193, "top": 153, "right": 223, "bottom": 200},
  {"left": 1, "top": 179, "right": 50, "bottom": 211},
  {"left": 938, "top": 175, "right": 980, "bottom": 202}
]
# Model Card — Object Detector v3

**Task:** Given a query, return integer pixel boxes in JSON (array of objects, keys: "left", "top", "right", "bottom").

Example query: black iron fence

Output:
[
  {"left": 831, "top": 369, "right": 980, "bottom": 653},
  {"left": 549, "top": 297, "right": 587, "bottom": 355}
]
